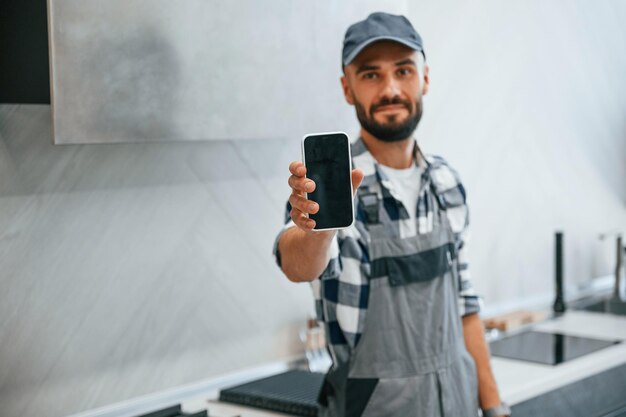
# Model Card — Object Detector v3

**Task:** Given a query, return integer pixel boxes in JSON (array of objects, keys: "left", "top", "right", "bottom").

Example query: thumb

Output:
[{"left": 351, "top": 168, "right": 364, "bottom": 194}]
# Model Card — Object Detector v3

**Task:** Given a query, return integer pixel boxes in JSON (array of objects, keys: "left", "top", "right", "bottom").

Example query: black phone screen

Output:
[{"left": 303, "top": 133, "right": 353, "bottom": 230}]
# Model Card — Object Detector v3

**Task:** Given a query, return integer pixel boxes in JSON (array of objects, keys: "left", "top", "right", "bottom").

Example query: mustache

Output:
[{"left": 370, "top": 97, "right": 413, "bottom": 114}]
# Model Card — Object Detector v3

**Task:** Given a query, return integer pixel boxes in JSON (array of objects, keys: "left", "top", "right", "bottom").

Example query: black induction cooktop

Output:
[{"left": 489, "top": 330, "right": 621, "bottom": 366}]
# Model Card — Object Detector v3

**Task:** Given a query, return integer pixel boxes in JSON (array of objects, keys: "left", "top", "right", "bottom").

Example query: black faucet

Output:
[
  {"left": 553, "top": 231, "right": 566, "bottom": 314},
  {"left": 613, "top": 235, "right": 625, "bottom": 301}
]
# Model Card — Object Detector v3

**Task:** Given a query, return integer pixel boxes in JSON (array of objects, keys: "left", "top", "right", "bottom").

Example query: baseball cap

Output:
[{"left": 342, "top": 12, "right": 425, "bottom": 67}]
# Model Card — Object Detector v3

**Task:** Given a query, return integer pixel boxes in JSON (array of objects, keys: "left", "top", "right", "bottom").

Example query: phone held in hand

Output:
[{"left": 302, "top": 132, "right": 355, "bottom": 231}]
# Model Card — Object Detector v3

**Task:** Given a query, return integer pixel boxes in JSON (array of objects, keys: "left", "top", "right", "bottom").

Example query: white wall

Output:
[
  {"left": 1, "top": 104, "right": 314, "bottom": 417},
  {"left": 406, "top": 0, "right": 626, "bottom": 311}
]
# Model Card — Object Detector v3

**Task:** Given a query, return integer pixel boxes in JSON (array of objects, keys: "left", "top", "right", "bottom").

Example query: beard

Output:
[{"left": 355, "top": 95, "right": 423, "bottom": 142}]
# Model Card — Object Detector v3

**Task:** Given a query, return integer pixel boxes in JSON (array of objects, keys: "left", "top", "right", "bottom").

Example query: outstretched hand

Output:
[{"left": 287, "top": 161, "right": 364, "bottom": 232}]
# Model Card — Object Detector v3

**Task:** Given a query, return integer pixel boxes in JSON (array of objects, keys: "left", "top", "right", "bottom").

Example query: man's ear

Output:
[
  {"left": 422, "top": 64, "right": 430, "bottom": 96},
  {"left": 340, "top": 75, "right": 355, "bottom": 105}
]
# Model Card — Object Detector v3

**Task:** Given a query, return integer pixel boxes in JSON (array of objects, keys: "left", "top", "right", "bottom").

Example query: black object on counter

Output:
[
  {"left": 178, "top": 411, "right": 208, "bottom": 417},
  {"left": 137, "top": 405, "right": 182, "bottom": 417},
  {"left": 553, "top": 231, "right": 567, "bottom": 314},
  {"left": 136, "top": 404, "right": 207, "bottom": 417},
  {"left": 219, "top": 369, "right": 324, "bottom": 417},
  {"left": 489, "top": 330, "right": 620, "bottom": 366}
]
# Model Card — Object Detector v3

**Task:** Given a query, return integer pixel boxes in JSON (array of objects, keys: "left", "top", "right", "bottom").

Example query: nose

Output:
[{"left": 380, "top": 74, "right": 402, "bottom": 99}]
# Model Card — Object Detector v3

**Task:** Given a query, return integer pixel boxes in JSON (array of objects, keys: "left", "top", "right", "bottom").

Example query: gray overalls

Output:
[{"left": 317, "top": 158, "right": 480, "bottom": 417}]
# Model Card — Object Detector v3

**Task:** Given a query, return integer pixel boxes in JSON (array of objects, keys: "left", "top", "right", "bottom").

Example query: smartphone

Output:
[{"left": 302, "top": 132, "right": 354, "bottom": 231}]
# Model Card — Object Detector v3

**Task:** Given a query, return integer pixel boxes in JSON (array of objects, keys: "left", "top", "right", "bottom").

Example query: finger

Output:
[
  {"left": 289, "top": 193, "right": 319, "bottom": 214},
  {"left": 288, "top": 175, "right": 316, "bottom": 193},
  {"left": 352, "top": 168, "right": 364, "bottom": 194},
  {"left": 289, "top": 161, "right": 306, "bottom": 177},
  {"left": 291, "top": 207, "right": 316, "bottom": 230}
]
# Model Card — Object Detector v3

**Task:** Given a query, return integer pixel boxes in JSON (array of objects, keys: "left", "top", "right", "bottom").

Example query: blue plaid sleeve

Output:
[
  {"left": 434, "top": 161, "right": 483, "bottom": 317},
  {"left": 272, "top": 201, "right": 342, "bottom": 326},
  {"left": 454, "top": 209, "right": 482, "bottom": 317}
]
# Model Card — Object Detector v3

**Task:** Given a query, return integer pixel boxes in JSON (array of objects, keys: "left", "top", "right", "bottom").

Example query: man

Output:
[{"left": 273, "top": 12, "right": 510, "bottom": 417}]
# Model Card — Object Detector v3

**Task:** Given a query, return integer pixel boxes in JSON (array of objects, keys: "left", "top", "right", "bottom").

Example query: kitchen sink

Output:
[{"left": 574, "top": 295, "right": 626, "bottom": 316}]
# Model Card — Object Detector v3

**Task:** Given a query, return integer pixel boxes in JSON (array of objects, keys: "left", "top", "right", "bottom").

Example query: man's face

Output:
[{"left": 341, "top": 41, "right": 429, "bottom": 142}]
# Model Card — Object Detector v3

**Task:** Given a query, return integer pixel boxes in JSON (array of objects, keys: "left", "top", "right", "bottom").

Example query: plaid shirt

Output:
[{"left": 273, "top": 137, "right": 482, "bottom": 360}]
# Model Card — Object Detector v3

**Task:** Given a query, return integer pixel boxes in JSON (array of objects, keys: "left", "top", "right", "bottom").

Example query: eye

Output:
[
  {"left": 362, "top": 72, "right": 379, "bottom": 80},
  {"left": 397, "top": 67, "right": 414, "bottom": 76}
]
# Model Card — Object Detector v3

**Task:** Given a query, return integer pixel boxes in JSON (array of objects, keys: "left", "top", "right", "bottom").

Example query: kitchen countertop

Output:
[
  {"left": 492, "top": 310, "right": 626, "bottom": 405},
  {"left": 185, "top": 310, "right": 626, "bottom": 417},
  {"left": 71, "top": 310, "right": 626, "bottom": 417}
]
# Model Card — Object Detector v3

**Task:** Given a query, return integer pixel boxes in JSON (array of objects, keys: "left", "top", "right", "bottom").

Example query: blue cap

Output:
[{"left": 342, "top": 12, "right": 424, "bottom": 67}]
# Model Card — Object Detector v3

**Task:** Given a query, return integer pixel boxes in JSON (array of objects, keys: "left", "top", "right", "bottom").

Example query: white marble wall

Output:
[
  {"left": 405, "top": 0, "right": 626, "bottom": 311},
  {"left": 0, "top": 104, "right": 311, "bottom": 417},
  {"left": 1, "top": 1, "right": 626, "bottom": 417},
  {"left": 48, "top": 0, "right": 407, "bottom": 144}
]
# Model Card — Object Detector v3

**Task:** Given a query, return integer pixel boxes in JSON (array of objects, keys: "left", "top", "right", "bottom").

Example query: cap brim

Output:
[{"left": 343, "top": 35, "right": 422, "bottom": 66}]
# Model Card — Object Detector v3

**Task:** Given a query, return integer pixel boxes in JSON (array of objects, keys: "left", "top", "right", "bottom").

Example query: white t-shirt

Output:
[
  {"left": 378, "top": 162, "right": 422, "bottom": 237},
  {"left": 298, "top": 161, "right": 423, "bottom": 258}
]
